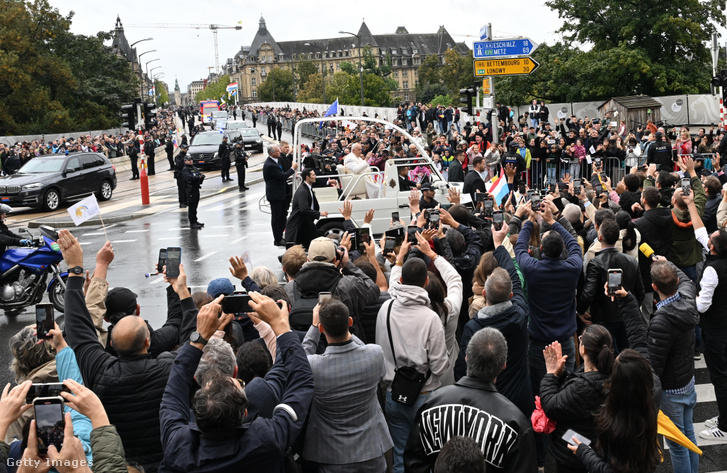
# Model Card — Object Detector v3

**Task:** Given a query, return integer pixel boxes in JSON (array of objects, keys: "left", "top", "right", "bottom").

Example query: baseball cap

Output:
[
  {"left": 207, "top": 278, "right": 235, "bottom": 297},
  {"left": 420, "top": 182, "right": 434, "bottom": 191},
  {"left": 509, "top": 141, "right": 519, "bottom": 148},
  {"left": 655, "top": 131, "right": 663, "bottom": 139},
  {"left": 105, "top": 287, "right": 138, "bottom": 320},
  {"left": 308, "top": 237, "right": 336, "bottom": 263}
]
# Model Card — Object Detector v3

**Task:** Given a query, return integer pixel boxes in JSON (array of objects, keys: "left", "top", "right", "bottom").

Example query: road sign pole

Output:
[{"left": 491, "top": 77, "right": 498, "bottom": 144}]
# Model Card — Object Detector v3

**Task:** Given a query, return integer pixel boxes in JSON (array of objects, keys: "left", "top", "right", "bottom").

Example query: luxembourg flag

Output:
[{"left": 486, "top": 169, "right": 509, "bottom": 205}]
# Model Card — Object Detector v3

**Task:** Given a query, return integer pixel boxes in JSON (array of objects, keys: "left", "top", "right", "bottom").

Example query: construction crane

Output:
[{"left": 126, "top": 23, "right": 242, "bottom": 74}]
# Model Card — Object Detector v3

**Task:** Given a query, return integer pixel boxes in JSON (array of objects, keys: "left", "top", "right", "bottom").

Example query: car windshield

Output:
[
  {"left": 226, "top": 122, "right": 247, "bottom": 130},
  {"left": 191, "top": 134, "right": 224, "bottom": 146},
  {"left": 240, "top": 129, "right": 260, "bottom": 136},
  {"left": 17, "top": 158, "right": 65, "bottom": 173},
  {"left": 212, "top": 111, "right": 227, "bottom": 118}
]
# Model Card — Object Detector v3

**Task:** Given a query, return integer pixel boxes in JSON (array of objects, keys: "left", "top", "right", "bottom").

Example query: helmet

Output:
[{"left": 0, "top": 204, "right": 13, "bottom": 215}]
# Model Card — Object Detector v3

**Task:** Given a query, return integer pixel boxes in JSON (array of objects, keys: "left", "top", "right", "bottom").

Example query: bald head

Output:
[
  {"left": 110, "top": 316, "right": 150, "bottom": 357},
  {"left": 352, "top": 143, "right": 362, "bottom": 156}
]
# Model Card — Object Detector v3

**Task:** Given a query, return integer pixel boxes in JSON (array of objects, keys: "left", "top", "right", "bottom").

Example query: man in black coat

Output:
[
  {"left": 263, "top": 145, "right": 298, "bottom": 246},
  {"left": 0, "top": 204, "right": 29, "bottom": 256},
  {"left": 267, "top": 114, "right": 276, "bottom": 139},
  {"left": 218, "top": 136, "right": 232, "bottom": 182},
  {"left": 233, "top": 142, "right": 249, "bottom": 191},
  {"left": 127, "top": 139, "right": 140, "bottom": 180},
  {"left": 181, "top": 155, "right": 205, "bottom": 229},
  {"left": 285, "top": 168, "right": 329, "bottom": 249},
  {"left": 647, "top": 131, "right": 673, "bottom": 172},
  {"left": 144, "top": 136, "right": 156, "bottom": 175},
  {"left": 447, "top": 150, "right": 466, "bottom": 183},
  {"left": 463, "top": 156, "right": 488, "bottom": 203},
  {"left": 173, "top": 147, "right": 188, "bottom": 208},
  {"left": 165, "top": 138, "right": 174, "bottom": 171},
  {"left": 276, "top": 117, "right": 283, "bottom": 141}
]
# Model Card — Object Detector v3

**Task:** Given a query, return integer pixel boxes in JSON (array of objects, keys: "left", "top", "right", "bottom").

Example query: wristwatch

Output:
[
  {"left": 190, "top": 331, "right": 209, "bottom": 346},
  {"left": 68, "top": 266, "right": 84, "bottom": 275}
]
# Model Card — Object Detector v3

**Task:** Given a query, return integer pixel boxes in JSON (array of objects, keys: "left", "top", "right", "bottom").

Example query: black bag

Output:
[
  {"left": 288, "top": 275, "right": 341, "bottom": 331},
  {"left": 386, "top": 302, "right": 430, "bottom": 407}
]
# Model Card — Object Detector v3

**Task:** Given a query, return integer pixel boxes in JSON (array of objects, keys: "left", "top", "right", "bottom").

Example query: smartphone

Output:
[
  {"left": 26, "top": 383, "right": 70, "bottom": 405},
  {"left": 383, "top": 237, "right": 396, "bottom": 255},
  {"left": 165, "top": 247, "right": 181, "bottom": 278},
  {"left": 352, "top": 227, "right": 371, "bottom": 252},
  {"left": 483, "top": 199, "right": 494, "bottom": 217},
  {"left": 428, "top": 211, "right": 440, "bottom": 230},
  {"left": 157, "top": 248, "right": 167, "bottom": 274},
  {"left": 318, "top": 292, "right": 332, "bottom": 304},
  {"left": 531, "top": 193, "right": 542, "bottom": 211},
  {"left": 681, "top": 177, "right": 691, "bottom": 196},
  {"left": 34, "top": 397, "right": 65, "bottom": 454},
  {"left": 385, "top": 227, "right": 405, "bottom": 246},
  {"left": 548, "top": 184, "right": 556, "bottom": 194},
  {"left": 493, "top": 210, "right": 504, "bottom": 231},
  {"left": 526, "top": 189, "right": 535, "bottom": 201},
  {"left": 573, "top": 179, "right": 581, "bottom": 195},
  {"left": 35, "top": 304, "right": 54, "bottom": 340},
  {"left": 562, "top": 429, "right": 591, "bottom": 447},
  {"left": 607, "top": 269, "right": 623, "bottom": 295},
  {"left": 221, "top": 293, "right": 252, "bottom": 314},
  {"left": 475, "top": 192, "right": 489, "bottom": 202},
  {"left": 407, "top": 225, "right": 420, "bottom": 242},
  {"left": 391, "top": 211, "right": 399, "bottom": 222}
]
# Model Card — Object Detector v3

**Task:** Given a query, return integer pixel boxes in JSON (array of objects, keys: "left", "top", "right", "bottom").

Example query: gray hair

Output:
[
  {"left": 195, "top": 338, "right": 236, "bottom": 386},
  {"left": 9, "top": 326, "right": 55, "bottom": 382},
  {"left": 267, "top": 146, "right": 279, "bottom": 156},
  {"left": 250, "top": 266, "right": 278, "bottom": 289},
  {"left": 484, "top": 268, "right": 512, "bottom": 305},
  {"left": 562, "top": 203, "right": 582, "bottom": 224},
  {"left": 466, "top": 327, "right": 507, "bottom": 382}
]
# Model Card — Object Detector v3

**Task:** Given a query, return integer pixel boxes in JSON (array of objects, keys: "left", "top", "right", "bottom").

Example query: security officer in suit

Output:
[
  {"left": 219, "top": 136, "right": 232, "bottom": 182},
  {"left": 276, "top": 117, "right": 283, "bottom": 141},
  {"left": 279, "top": 142, "right": 294, "bottom": 211},
  {"left": 267, "top": 114, "right": 276, "bottom": 139},
  {"left": 165, "top": 137, "right": 174, "bottom": 171},
  {"left": 127, "top": 139, "right": 140, "bottom": 180},
  {"left": 263, "top": 145, "right": 298, "bottom": 246},
  {"left": 285, "top": 168, "right": 329, "bottom": 249},
  {"left": 174, "top": 146, "right": 188, "bottom": 207},
  {"left": 233, "top": 141, "right": 249, "bottom": 191},
  {"left": 181, "top": 154, "right": 205, "bottom": 229},
  {"left": 144, "top": 136, "right": 156, "bottom": 175}
]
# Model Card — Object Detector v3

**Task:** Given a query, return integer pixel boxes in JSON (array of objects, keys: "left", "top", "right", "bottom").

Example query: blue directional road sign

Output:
[{"left": 473, "top": 38, "right": 539, "bottom": 59}]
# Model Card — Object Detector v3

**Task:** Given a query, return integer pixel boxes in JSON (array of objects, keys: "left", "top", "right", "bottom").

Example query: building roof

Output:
[
  {"left": 598, "top": 95, "right": 662, "bottom": 110},
  {"left": 111, "top": 16, "right": 135, "bottom": 63},
  {"left": 242, "top": 18, "right": 467, "bottom": 61}
]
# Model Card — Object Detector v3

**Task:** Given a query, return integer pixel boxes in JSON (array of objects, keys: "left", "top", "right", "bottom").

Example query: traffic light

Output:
[
  {"left": 121, "top": 103, "right": 136, "bottom": 129},
  {"left": 711, "top": 70, "right": 727, "bottom": 99},
  {"left": 143, "top": 103, "right": 157, "bottom": 129},
  {"left": 459, "top": 86, "right": 476, "bottom": 116}
]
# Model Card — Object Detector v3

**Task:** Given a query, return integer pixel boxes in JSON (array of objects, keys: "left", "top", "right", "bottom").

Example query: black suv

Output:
[{"left": 0, "top": 153, "right": 117, "bottom": 211}]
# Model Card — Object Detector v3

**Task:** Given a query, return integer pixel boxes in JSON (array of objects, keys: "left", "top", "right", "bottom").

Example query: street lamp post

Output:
[
  {"left": 150, "top": 66, "right": 162, "bottom": 105},
  {"left": 130, "top": 37, "right": 153, "bottom": 49},
  {"left": 137, "top": 50, "right": 156, "bottom": 98},
  {"left": 145, "top": 59, "right": 160, "bottom": 100},
  {"left": 339, "top": 31, "right": 364, "bottom": 106}
]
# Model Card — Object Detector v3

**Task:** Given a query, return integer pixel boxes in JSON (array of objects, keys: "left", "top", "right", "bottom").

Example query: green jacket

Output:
[
  {"left": 90, "top": 425, "right": 127, "bottom": 473},
  {"left": 645, "top": 174, "right": 706, "bottom": 267}
]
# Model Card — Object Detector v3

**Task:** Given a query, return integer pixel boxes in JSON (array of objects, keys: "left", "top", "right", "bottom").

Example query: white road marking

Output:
[
  {"left": 158, "top": 237, "right": 182, "bottom": 240},
  {"left": 150, "top": 276, "right": 166, "bottom": 285},
  {"left": 213, "top": 225, "right": 235, "bottom": 228},
  {"left": 111, "top": 239, "right": 137, "bottom": 243},
  {"left": 195, "top": 251, "right": 218, "bottom": 262},
  {"left": 125, "top": 230, "right": 149, "bottom": 233},
  {"left": 82, "top": 232, "right": 105, "bottom": 236},
  {"left": 79, "top": 242, "right": 92, "bottom": 246},
  {"left": 231, "top": 236, "right": 246, "bottom": 244}
]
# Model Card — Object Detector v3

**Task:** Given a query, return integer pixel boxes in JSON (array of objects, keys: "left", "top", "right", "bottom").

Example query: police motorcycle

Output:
[{"left": 0, "top": 224, "right": 67, "bottom": 314}]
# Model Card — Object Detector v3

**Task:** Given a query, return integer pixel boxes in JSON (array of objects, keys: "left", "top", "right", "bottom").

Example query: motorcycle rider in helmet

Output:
[{"left": 0, "top": 205, "right": 31, "bottom": 256}]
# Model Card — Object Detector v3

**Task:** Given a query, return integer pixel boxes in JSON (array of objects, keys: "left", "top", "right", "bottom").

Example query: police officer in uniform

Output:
[
  {"left": 233, "top": 141, "right": 249, "bottom": 191},
  {"left": 267, "top": 113, "right": 276, "bottom": 139},
  {"left": 144, "top": 136, "right": 156, "bottom": 175},
  {"left": 219, "top": 136, "right": 233, "bottom": 182},
  {"left": 181, "top": 155, "right": 205, "bottom": 229},
  {"left": 174, "top": 145, "right": 189, "bottom": 208},
  {"left": 165, "top": 137, "right": 174, "bottom": 171}
]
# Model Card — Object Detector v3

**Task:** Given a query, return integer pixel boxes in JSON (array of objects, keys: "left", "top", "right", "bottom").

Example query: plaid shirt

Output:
[{"left": 656, "top": 292, "right": 682, "bottom": 310}]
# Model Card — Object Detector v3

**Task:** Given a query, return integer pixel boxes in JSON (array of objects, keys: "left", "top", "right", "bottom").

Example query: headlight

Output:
[
  {"left": 256, "top": 139, "right": 261, "bottom": 143},
  {"left": 22, "top": 183, "right": 42, "bottom": 190},
  {"left": 213, "top": 152, "right": 219, "bottom": 158}
]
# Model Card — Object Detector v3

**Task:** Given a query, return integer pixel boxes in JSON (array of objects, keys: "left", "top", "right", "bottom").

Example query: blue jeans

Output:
[
  {"left": 661, "top": 387, "right": 699, "bottom": 473},
  {"left": 386, "top": 391, "right": 429, "bottom": 473},
  {"left": 546, "top": 164, "right": 557, "bottom": 185},
  {"left": 569, "top": 162, "right": 581, "bottom": 179},
  {"left": 530, "top": 118, "right": 539, "bottom": 128}
]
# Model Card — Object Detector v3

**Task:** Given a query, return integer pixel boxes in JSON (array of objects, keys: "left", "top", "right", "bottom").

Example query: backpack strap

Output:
[{"left": 385, "top": 301, "right": 397, "bottom": 369}]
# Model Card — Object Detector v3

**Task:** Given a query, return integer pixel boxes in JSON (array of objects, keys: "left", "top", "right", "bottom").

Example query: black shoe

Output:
[
  {"left": 243, "top": 186, "right": 250, "bottom": 190},
  {"left": 190, "top": 223, "right": 203, "bottom": 229},
  {"left": 198, "top": 222, "right": 205, "bottom": 227},
  {"left": 238, "top": 187, "right": 245, "bottom": 192},
  {"left": 274, "top": 239, "right": 286, "bottom": 246},
  {"left": 227, "top": 178, "right": 234, "bottom": 181},
  {"left": 277, "top": 255, "right": 283, "bottom": 263},
  {"left": 148, "top": 172, "right": 155, "bottom": 176},
  {"left": 130, "top": 177, "right": 137, "bottom": 180},
  {"left": 179, "top": 204, "right": 186, "bottom": 208}
]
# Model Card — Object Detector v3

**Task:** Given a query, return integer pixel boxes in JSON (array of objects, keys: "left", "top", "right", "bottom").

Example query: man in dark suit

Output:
[
  {"left": 463, "top": 156, "right": 488, "bottom": 203},
  {"left": 285, "top": 168, "right": 328, "bottom": 249},
  {"left": 144, "top": 136, "right": 156, "bottom": 175},
  {"left": 263, "top": 145, "right": 297, "bottom": 246},
  {"left": 218, "top": 136, "right": 232, "bottom": 182},
  {"left": 447, "top": 150, "right": 466, "bottom": 183}
]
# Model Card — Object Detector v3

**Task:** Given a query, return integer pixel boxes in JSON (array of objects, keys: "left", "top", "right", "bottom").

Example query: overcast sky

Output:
[{"left": 53, "top": 0, "right": 564, "bottom": 93}]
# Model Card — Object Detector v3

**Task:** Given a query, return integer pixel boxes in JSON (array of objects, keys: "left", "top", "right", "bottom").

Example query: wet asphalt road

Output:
[{"left": 0, "top": 178, "right": 279, "bottom": 386}]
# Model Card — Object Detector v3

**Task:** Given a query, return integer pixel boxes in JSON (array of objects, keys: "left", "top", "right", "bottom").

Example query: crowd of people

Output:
[{"left": 2, "top": 143, "right": 726, "bottom": 472}]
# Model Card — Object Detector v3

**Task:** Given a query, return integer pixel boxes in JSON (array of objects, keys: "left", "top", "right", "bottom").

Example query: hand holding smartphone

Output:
[
  {"left": 607, "top": 269, "right": 623, "bottom": 295},
  {"left": 36, "top": 304, "right": 54, "bottom": 340},
  {"left": 165, "top": 247, "right": 182, "bottom": 278},
  {"left": 34, "top": 397, "right": 65, "bottom": 454}
]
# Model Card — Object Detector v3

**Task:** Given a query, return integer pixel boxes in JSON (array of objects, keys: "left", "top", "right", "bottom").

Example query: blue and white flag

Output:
[{"left": 324, "top": 99, "right": 339, "bottom": 117}]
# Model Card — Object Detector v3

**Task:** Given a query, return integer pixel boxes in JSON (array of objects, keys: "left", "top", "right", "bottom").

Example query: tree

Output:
[
  {"left": 417, "top": 54, "right": 443, "bottom": 88},
  {"left": 258, "top": 68, "right": 294, "bottom": 102},
  {"left": 294, "top": 59, "right": 317, "bottom": 94},
  {"left": 298, "top": 72, "right": 325, "bottom": 103},
  {"left": 155, "top": 80, "right": 170, "bottom": 106},
  {"left": 417, "top": 83, "right": 451, "bottom": 105},
  {"left": 442, "top": 49, "right": 474, "bottom": 95},
  {"left": 430, "top": 94, "right": 456, "bottom": 107},
  {"left": 195, "top": 74, "right": 231, "bottom": 103},
  {"left": 324, "top": 71, "right": 397, "bottom": 107}
]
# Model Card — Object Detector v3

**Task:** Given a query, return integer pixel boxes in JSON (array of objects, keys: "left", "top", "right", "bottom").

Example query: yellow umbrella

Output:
[{"left": 657, "top": 410, "right": 702, "bottom": 455}]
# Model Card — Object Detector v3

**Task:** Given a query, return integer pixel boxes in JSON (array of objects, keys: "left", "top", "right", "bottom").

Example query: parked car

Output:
[
  {"left": 226, "top": 120, "right": 248, "bottom": 131},
  {"left": 0, "top": 153, "right": 117, "bottom": 211},
  {"left": 211, "top": 110, "right": 228, "bottom": 130},
  {"left": 231, "top": 128, "right": 264, "bottom": 153}
]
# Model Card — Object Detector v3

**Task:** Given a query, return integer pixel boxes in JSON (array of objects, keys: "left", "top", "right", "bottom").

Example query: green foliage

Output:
[
  {"left": 442, "top": 49, "right": 475, "bottom": 94},
  {"left": 416, "top": 55, "right": 443, "bottom": 88},
  {"left": 155, "top": 80, "right": 169, "bottom": 106},
  {"left": 340, "top": 46, "right": 393, "bottom": 79},
  {"left": 0, "top": 0, "right": 137, "bottom": 135},
  {"left": 297, "top": 72, "right": 325, "bottom": 104},
  {"left": 322, "top": 71, "right": 396, "bottom": 107},
  {"left": 258, "top": 68, "right": 294, "bottom": 102},
  {"left": 195, "top": 74, "right": 231, "bottom": 103},
  {"left": 417, "top": 83, "right": 451, "bottom": 105},
  {"left": 496, "top": 0, "right": 720, "bottom": 104},
  {"left": 295, "top": 60, "right": 317, "bottom": 92},
  {"left": 430, "top": 94, "right": 456, "bottom": 107}
]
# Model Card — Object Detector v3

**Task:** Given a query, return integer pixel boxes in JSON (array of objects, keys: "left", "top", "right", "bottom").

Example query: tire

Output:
[
  {"left": 43, "top": 188, "right": 61, "bottom": 211},
  {"left": 318, "top": 220, "right": 345, "bottom": 237},
  {"left": 97, "top": 180, "right": 113, "bottom": 201},
  {"left": 48, "top": 275, "right": 68, "bottom": 313}
]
